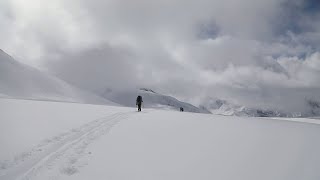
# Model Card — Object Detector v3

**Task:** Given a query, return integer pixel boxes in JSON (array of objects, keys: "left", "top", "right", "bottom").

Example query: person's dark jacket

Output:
[{"left": 136, "top": 96, "right": 143, "bottom": 105}]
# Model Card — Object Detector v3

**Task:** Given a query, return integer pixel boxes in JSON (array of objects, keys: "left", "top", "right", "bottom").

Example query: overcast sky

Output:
[{"left": 1, "top": 0, "right": 320, "bottom": 111}]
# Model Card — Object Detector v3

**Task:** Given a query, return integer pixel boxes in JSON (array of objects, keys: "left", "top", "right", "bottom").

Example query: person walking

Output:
[{"left": 136, "top": 95, "right": 143, "bottom": 112}]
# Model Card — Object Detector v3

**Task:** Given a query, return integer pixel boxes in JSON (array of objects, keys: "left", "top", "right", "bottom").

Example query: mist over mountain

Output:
[
  {"left": 0, "top": 49, "right": 211, "bottom": 113},
  {"left": 104, "top": 88, "right": 211, "bottom": 114},
  {"left": 2, "top": 47, "right": 320, "bottom": 117},
  {"left": 0, "top": 49, "right": 115, "bottom": 105},
  {"left": 201, "top": 97, "right": 320, "bottom": 117}
]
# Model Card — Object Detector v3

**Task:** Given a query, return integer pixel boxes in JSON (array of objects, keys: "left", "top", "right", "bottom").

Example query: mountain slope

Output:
[
  {"left": 0, "top": 49, "right": 116, "bottom": 105},
  {"left": 103, "top": 88, "right": 211, "bottom": 114}
]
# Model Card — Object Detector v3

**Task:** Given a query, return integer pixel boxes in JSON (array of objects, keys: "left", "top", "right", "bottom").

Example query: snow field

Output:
[{"left": 1, "top": 99, "right": 320, "bottom": 180}]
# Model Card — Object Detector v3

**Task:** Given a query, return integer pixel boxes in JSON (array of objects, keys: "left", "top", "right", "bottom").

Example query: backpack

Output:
[{"left": 137, "top": 96, "right": 142, "bottom": 103}]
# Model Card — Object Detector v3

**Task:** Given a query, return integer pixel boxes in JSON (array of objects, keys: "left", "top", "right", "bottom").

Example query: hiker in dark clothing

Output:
[
  {"left": 180, "top": 107, "right": 184, "bottom": 112},
  {"left": 136, "top": 95, "right": 143, "bottom": 112}
]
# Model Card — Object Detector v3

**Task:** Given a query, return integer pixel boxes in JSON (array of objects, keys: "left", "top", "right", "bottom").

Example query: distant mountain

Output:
[
  {"left": 103, "top": 88, "right": 211, "bottom": 114},
  {"left": 0, "top": 49, "right": 116, "bottom": 105},
  {"left": 306, "top": 99, "right": 320, "bottom": 116},
  {"left": 200, "top": 97, "right": 312, "bottom": 117}
]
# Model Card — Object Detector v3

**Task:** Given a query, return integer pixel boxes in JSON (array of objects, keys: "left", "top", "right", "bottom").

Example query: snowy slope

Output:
[
  {"left": 104, "top": 88, "right": 211, "bottom": 114},
  {"left": 0, "top": 49, "right": 115, "bottom": 105},
  {"left": 1, "top": 99, "right": 320, "bottom": 180}
]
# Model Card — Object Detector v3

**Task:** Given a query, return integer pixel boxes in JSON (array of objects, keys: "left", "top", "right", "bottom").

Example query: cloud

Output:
[
  {"left": 1, "top": 0, "right": 320, "bottom": 112},
  {"left": 47, "top": 44, "right": 140, "bottom": 94}
]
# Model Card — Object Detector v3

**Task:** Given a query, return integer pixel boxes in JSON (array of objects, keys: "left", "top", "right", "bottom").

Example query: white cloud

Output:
[{"left": 1, "top": 0, "right": 320, "bottom": 112}]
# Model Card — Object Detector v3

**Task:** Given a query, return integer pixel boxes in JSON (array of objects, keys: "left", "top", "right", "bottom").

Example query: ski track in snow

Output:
[
  {"left": 0, "top": 112, "right": 131, "bottom": 180},
  {"left": 1, "top": 106, "right": 319, "bottom": 180}
]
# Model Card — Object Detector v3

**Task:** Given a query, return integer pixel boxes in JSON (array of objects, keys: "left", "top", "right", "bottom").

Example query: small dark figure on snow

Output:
[
  {"left": 180, "top": 107, "right": 184, "bottom": 112},
  {"left": 136, "top": 95, "right": 143, "bottom": 112}
]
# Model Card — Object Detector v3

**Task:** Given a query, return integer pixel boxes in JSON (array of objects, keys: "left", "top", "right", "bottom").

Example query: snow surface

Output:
[{"left": 1, "top": 98, "right": 320, "bottom": 180}]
